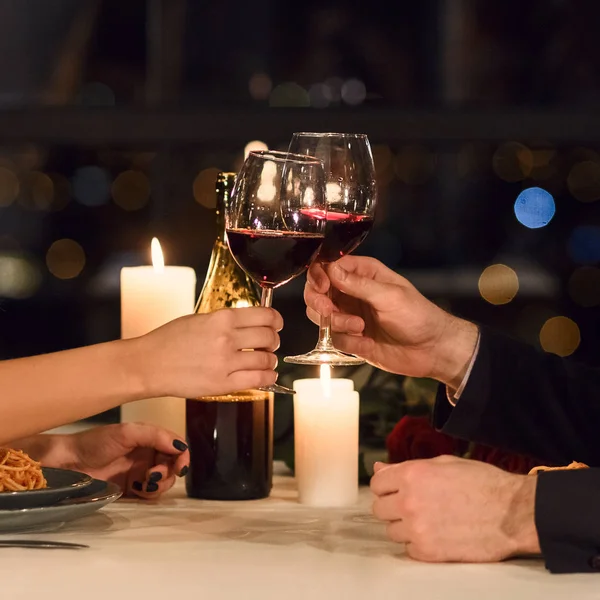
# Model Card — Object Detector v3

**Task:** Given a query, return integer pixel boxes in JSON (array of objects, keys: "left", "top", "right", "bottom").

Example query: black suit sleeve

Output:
[
  {"left": 535, "top": 469, "right": 600, "bottom": 573},
  {"left": 431, "top": 326, "right": 600, "bottom": 573},
  {"left": 432, "top": 325, "right": 600, "bottom": 466}
]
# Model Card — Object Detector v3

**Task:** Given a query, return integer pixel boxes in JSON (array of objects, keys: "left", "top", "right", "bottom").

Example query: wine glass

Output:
[
  {"left": 226, "top": 150, "right": 327, "bottom": 394},
  {"left": 283, "top": 132, "right": 377, "bottom": 366}
]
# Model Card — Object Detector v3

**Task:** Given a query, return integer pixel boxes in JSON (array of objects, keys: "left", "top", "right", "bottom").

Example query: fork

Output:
[{"left": 0, "top": 539, "right": 88, "bottom": 549}]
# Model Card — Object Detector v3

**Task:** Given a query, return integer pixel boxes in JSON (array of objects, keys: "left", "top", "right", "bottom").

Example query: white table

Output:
[{"left": 2, "top": 474, "right": 598, "bottom": 600}]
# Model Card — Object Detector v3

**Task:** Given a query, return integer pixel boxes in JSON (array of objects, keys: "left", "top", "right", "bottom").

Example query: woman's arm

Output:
[
  {"left": 0, "top": 340, "right": 143, "bottom": 444},
  {"left": 0, "top": 308, "right": 282, "bottom": 445}
]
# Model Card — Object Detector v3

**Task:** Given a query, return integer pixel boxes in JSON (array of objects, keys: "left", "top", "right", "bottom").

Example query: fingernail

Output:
[
  {"left": 132, "top": 481, "right": 143, "bottom": 492},
  {"left": 333, "top": 263, "right": 347, "bottom": 281},
  {"left": 178, "top": 465, "right": 189, "bottom": 478},
  {"left": 173, "top": 439, "right": 188, "bottom": 452},
  {"left": 146, "top": 482, "right": 159, "bottom": 493},
  {"left": 149, "top": 471, "right": 162, "bottom": 483}
]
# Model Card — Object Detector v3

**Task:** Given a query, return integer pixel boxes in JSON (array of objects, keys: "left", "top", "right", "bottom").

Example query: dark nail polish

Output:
[
  {"left": 146, "top": 482, "right": 159, "bottom": 493},
  {"left": 132, "top": 481, "right": 143, "bottom": 492},
  {"left": 173, "top": 439, "right": 188, "bottom": 452},
  {"left": 178, "top": 465, "right": 189, "bottom": 478},
  {"left": 149, "top": 472, "right": 162, "bottom": 483}
]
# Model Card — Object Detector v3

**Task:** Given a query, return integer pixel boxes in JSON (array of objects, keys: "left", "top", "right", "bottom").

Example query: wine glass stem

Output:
[
  {"left": 316, "top": 286, "right": 335, "bottom": 351},
  {"left": 261, "top": 286, "right": 273, "bottom": 308}
]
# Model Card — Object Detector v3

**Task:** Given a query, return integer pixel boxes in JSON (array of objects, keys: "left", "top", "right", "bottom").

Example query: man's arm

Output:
[{"left": 433, "top": 325, "right": 600, "bottom": 467}]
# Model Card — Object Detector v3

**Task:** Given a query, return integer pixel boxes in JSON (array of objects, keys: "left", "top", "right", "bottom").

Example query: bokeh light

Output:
[
  {"left": 269, "top": 82, "right": 310, "bottom": 107},
  {"left": 72, "top": 166, "right": 111, "bottom": 206},
  {"left": 112, "top": 170, "right": 151, "bottom": 211},
  {"left": 567, "top": 160, "right": 600, "bottom": 202},
  {"left": 568, "top": 266, "right": 600, "bottom": 307},
  {"left": 249, "top": 73, "right": 272, "bottom": 100},
  {"left": 193, "top": 167, "right": 221, "bottom": 208},
  {"left": 341, "top": 79, "right": 366, "bottom": 105},
  {"left": 15, "top": 144, "right": 46, "bottom": 171},
  {"left": 0, "top": 253, "right": 41, "bottom": 298},
  {"left": 567, "top": 225, "right": 600, "bottom": 264},
  {"left": 19, "top": 171, "right": 54, "bottom": 210},
  {"left": 513, "top": 187, "right": 555, "bottom": 229},
  {"left": 529, "top": 147, "right": 556, "bottom": 181},
  {"left": 308, "top": 83, "right": 330, "bottom": 108},
  {"left": 46, "top": 239, "right": 86, "bottom": 280},
  {"left": 394, "top": 145, "right": 436, "bottom": 185},
  {"left": 478, "top": 264, "right": 519, "bottom": 305},
  {"left": 0, "top": 167, "right": 20, "bottom": 207},
  {"left": 244, "top": 140, "right": 268, "bottom": 159},
  {"left": 492, "top": 142, "right": 532, "bottom": 182},
  {"left": 539, "top": 316, "right": 580, "bottom": 357}
]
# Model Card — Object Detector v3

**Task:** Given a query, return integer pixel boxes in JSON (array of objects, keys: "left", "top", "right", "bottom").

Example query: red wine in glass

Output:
[
  {"left": 227, "top": 228, "right": 324, "bottom": 287},
  {"left": 301, "top": 209, "right": 373, "bottom": 263}
]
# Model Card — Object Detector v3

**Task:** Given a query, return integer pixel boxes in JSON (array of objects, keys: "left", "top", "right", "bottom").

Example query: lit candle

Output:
[
  {"left": 293, "top": 365, "right": 359, "bottom": 507},
  {"left": 120, "top": 238, "right": 196, "bottom": 438}
]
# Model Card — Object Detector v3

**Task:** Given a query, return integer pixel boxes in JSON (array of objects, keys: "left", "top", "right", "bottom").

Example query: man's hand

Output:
[
  {"left": 304, "top": 256, "right": 478, "bottom": 389},
  {"left": 370, "top": 456, "right": 541, "bottom": 563},
  {"left": 18, "top": 424, "right": 190, "bottom": 500}
]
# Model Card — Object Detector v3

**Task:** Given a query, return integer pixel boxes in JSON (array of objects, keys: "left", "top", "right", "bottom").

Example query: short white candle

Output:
[
  {"left": 120, "top": 238, "right": 196, "bottom": 438},
  {"left": 293, "top": 365, "right": 359, "bottom": 507}
]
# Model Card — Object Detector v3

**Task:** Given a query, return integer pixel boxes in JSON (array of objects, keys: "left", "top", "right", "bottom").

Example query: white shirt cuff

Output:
[{"left": 446, "top": 330, "right": 480, "bottom": 406}]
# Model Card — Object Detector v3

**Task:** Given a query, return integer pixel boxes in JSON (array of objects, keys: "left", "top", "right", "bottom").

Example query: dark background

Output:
[{"left": 0, "top": 0, "right": 598, "bottom": 431}]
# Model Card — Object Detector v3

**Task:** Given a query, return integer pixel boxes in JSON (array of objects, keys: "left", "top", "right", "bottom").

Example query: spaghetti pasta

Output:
[{"left": 0, "top": 448, "right": 47, "bottom": 492}]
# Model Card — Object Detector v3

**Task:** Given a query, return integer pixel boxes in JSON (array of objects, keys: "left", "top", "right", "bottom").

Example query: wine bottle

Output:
[{"left": 186, "top": 172, "right": 274, "bottom": 500}]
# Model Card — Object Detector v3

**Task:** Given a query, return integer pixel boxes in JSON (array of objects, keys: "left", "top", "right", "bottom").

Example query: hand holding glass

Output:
[{"left": 226, "top": 150, "right": 327, "bottom": 394}]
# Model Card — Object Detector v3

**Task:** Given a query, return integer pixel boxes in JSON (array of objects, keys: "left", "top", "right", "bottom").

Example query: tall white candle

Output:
[
  {"left": 293, "top": 365, "right": 359, "bottom": 507},
  {"left": 120, "top": 238, "right": 196, "bottom": 438}
]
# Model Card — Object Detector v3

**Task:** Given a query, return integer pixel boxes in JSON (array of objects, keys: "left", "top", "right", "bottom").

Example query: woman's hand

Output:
[
  {"left": 25, "top": 424, "right": 191, "bottom": 499},
  {"left": 133, "top": 306, "right": 283, "bottom": 399}
]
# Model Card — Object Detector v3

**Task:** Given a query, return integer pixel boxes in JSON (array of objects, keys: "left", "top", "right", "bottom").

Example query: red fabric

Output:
[{"left": 386, "top": 415, "right": 539, "bottom": 474}]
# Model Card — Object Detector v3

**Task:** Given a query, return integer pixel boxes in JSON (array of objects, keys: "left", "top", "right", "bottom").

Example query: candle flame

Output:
[
  {"left": 151, "top": 237, "right": 165, "bottom": 273},
  {"left": 320, "top": 363, "right": 332, "bottom": 397}
]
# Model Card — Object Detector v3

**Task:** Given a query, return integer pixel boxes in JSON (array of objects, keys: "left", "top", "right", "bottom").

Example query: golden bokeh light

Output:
[
  {"left": 244, "top": 140, "right": 268, "bottom": 159},
  {"left": 0, "top": 167, "right": 20, "bottom": 207},
  {"left": 16, "top": 144, "right": 46, "bottom": 170},
  {"left": 492, "top": 142, "right": 532, "bottom": 182},
  {"left": 539, "top": 316, "right": 580, "bottom": 357},
  {"left": 19, "top": 171, "right": 53, "bottom": 210},
  {"left": 193, "top": 167, "right": 221, "bottom": 208},
  {"left": 394, "top": 145, "right": 436, "bottom": 185},
  {"left": 0, "top": 253, "right": 41, "bottom": 298},
  {"left": 112, "top": 170, "right": 151, "bottom": 211},
  {"left": 478, "top": 264, "right": 519, "bottom": 305},
  {"left": 249, "top": 73, "right": 272, "bottom": 100},
  {"left": 568, "top": 266, "right": 600, "bottom": 307},
  {"left": 567, "top": 161, "right": 600, "bottom": 203},
  {"left": 46, "top": 239, "right": 86, "bottom": 280}
]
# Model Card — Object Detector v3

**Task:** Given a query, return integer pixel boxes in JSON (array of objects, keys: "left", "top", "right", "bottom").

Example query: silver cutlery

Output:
[{"left": 0, "top": 539, "right": 88, "bottom": 549}]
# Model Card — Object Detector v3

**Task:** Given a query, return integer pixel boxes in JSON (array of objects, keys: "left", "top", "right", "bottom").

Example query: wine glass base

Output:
[
  {"left": 283, "top": 349, "right": 366, "bottom": 367},
  {"left": 259, "top": 383, "right": 296, "bottom": 395}
]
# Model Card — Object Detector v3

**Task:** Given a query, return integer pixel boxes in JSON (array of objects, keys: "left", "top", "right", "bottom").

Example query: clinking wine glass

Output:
[
  {"left": 283, "top": 132, "right": 378, "bottom": 367},
  {"left": 226, "top": 150, "right": 327, "bottom": 394}
]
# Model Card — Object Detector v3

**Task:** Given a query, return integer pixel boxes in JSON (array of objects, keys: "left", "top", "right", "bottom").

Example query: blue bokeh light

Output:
[
  {"left": 514, "top": 187, "right": 556, "bottom": 229},
  {"left": 567, "top": 226, "right": 600, "bottom": 264},
  {"left": 72, "top": 166, "right": 111, "bottom": 207}
]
